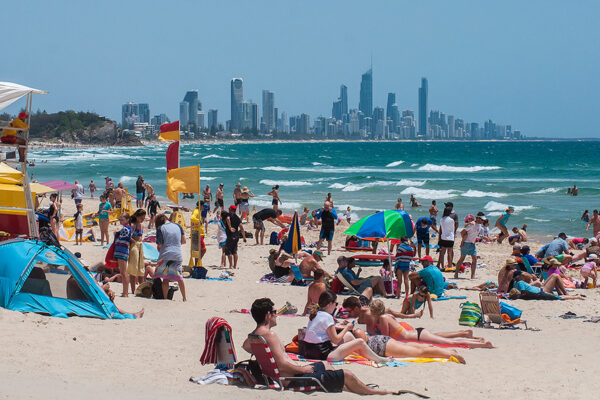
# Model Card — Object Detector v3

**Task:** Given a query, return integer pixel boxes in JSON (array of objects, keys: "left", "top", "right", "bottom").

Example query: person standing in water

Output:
[
  {"left": 89, "top": 180, "right": 96, "bottom": 198},
  {"left": 268, "top": 185, "right": 281, "bottom": 211}
]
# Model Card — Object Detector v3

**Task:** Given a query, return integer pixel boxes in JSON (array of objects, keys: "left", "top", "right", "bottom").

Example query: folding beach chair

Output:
[
  {"left": 479, "top": 292, "right": 527, "bottom": 329},
  {"left": 335, "top": 272, "right": 362, "bottom": 296},
  {"left": 290, "top": 264, "right": 313, "bottom": 285},
  {"left": 247, "top": 334, "right": 327, "bottom": 392}
]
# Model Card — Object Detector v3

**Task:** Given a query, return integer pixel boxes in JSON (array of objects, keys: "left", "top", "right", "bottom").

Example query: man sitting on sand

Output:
[
  {"left": 408, "top": 256, "right": 445, "bottom": 297},
  {"left": 542, "top": 232, "right": 574, "bottom": 265},
  {"left": 303, "top": 268, "right": 327, "bottom": 314},
  {"left": 297, "top": 250, "right": 332, "bottom": 279},
  {"left": 508, "top": 225, "right": 528, "bottom": 245},
  {"left": 242, "top": 297, "right": 396, "bottom": 395},
  {"left": 253, "top": 208, "right": 285, "bottom": 245},
  {"left": 497, "top": 258, "right": 541, "bottom": 293}
]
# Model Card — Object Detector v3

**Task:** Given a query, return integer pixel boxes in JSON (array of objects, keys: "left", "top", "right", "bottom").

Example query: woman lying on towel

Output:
[
  {"left": 299, "top": 290, "right": 391, "bottom": 363},
  {"left": 510, "top": 274, "right": 584, "bottom": 300},
  {"left": 398, "top": 285, "right": 434, "bottom": 318},
  {"left": 344, "top": 298, "right": 494, "bottom": 349},
  {"left": 508, "top": 288, "right": 585, "bottom": 301}
]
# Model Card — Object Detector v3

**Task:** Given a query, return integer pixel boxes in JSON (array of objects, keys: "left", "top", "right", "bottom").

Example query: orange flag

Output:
[{"left": 159, "top": 121, "right": 180, "bottom": 141}]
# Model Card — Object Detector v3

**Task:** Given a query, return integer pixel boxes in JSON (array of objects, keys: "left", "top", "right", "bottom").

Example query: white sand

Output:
[{"left": 1, "top": 197, "right": 597, "bottom": 400}]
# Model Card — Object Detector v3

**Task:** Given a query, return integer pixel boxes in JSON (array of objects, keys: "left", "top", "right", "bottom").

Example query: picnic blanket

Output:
[{"left": 257, "top": 273, "right": 290, "bottom": 284}]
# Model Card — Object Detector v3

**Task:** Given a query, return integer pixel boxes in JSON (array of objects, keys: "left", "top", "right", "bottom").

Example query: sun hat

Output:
[
  {"left": 464, "top": 214, "right": 475, "bottom": 223},
  {"left": 505, "top": 257, "right": 518, "bottom": 266},
  {"left": 586, "top": 254, "right": 598, "bottom": 260},
  {"left": 242, "top": 186, "right": 249, "bottom": 193}
]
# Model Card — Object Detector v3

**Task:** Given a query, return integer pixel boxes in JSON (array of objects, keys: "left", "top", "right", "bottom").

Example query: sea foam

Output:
[
  {"left": 386, "top": 160, "right": 404, "bottom": 167},
  {"left": 201, "top": 154, "right": 238, "bottom": 160},
  {"left": 418, "top": 163, "right": 501, "bottom": 172},
  {"left": 484, "top": 201, "right": 535, "bottom": 213},
  {"left": 259, "top": 179, "right": 312, "bottom": 187},
  {"left": 400, "top": 187, "right": 458, "bottom": 199},
  {"left": 462, "top": 189, "right": 507, "bottom": 198}
]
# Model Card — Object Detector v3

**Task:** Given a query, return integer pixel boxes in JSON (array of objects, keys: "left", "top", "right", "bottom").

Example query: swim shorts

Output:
[
  {"left": 272, "top": 199, "right": 278, "bottom": 206},
  {"left": 319, "top": 228, "right": 334, "bottom": 241},
  {"left": 439, "top": 239, "right": 454, "bottom": 248},
  {"left": 253, "top": 217, "right": 265, "bottom": 231},
  {"left": 460, "top": 242, "right": 477, "bottom": 256},
  {"left": 136, "top": 192, "right": 144, "bottom": 202},
  {"left": 288, "top": 361, "right": 344, "bottom": 392},
  {"left": 154, "top": 260, "right": 183, "bottom": 281},
  {"left": 0, "top": 136, "right": 16, "bottom": 144},
  {"left": 217, "top": 198, "right": 224, "bottom": 208},
  {"left": 417, "top": 234, "right": 430, "bottom": 245}
]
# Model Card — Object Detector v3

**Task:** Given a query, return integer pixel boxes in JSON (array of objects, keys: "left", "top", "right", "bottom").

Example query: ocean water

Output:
[{"left": 28, "top": 141, "right": 600, "bottom": 239}]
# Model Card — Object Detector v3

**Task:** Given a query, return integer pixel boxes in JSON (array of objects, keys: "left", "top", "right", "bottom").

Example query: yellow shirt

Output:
[
  {"left": 1, "top": 117, "right": 28, "bottom": 138},
  {"left": 191, "top": 208, "right": 204, "bottom": 235}
]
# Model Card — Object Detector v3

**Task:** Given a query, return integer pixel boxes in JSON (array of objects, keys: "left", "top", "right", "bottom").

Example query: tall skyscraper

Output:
[
  {"left": 183, "top": 90, "right": 199, "bottom": 128},
  {"left": 418, "top": 78, "right": 428, "bottom": 137},
  {"left": 138, "top": 103, "right": 150, "bottom": 123},
  {"left": 230, "top": 78, "right": 244, "bottom": 131},
  {"left": 386, "top": 93, "right": 395, "bottom": 122},
  {"left": 262, "top": 90, "right": 275, "bottom": 132},
  {"left": 298, "top": 113, "right": 310, "bottom": 135},
  {"left": 340, "top": 85, "right": 348, "bottom": 116},
  {"left": 359, "top": 68, "right": 373, "bottom": 118},
  {"left": 121, "top": 102, "right": 139, "bottom": 128},
  {"left": 179, "top": 101, "right": 189, "bottom": 128},
  {"left": 207, "top": 109, "right": 218, "bottom": 131}
]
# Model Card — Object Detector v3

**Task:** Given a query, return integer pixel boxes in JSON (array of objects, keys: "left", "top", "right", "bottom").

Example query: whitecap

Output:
[
  {"left": 201, "top": 154, "right": 238, "bottom": 160},
  {"left": 328, "top": 183, "right": 347, "bottom": 189},
  {"left": 400, "top": 187, "right": 458, "bottom": 199},
  {"left": 528, "top": 188, "right": 560, "bottom": 194},
  {"left": 336, "top": 204, "right": 375, "bottom": 211},
  {"left": 259, "top": 179, "right": 313, "bottom": 187},
  {"left": 200, "top": 176, "right": 218, "bottom": 181},
  {"left": 119, "top": 175, "right": 136, "bottom": 183},
  {"left": 312, "top": 162, "right": 324, "bottom": 166},
  {"left": 418, "top": 163, "right": 501, "bottom": 172},
  {"left": 483, "top": 201, "right": 535, "bottom": 213},
  {"left": 411, "top": 163, "right": 419, "bottom": 167},
  {"left": 524, "top": 217, "right": 551, "bottom": 222},
  {"left": 249, "top": 199, "right": 302, "bottom": 209},
  {"left": 154, "top": 167, "right": 167, "bottom": 171},
  {"left": 396, "top": 179, "right": 426, "bottom": 187},
  {"left": 461, "top": 189, "right": 507, "bottom": 198},
  {"left": 386, "top": 160, "right": 404, "bottom": 167}
]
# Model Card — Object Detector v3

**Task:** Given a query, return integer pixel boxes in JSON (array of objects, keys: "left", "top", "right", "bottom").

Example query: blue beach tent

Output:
[{"left": 0, "top": 239, "right": 134, "bottom": 319}]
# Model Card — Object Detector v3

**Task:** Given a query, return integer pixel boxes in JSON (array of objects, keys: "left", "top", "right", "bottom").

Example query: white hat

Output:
[{"left": 587, "top": 253, "right": 599, "bottom": 260}]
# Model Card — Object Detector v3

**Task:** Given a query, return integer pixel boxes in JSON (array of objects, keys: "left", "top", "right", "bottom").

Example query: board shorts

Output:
[
  {"left": 395, "top": 262, "right": 410, "bottom": 272},
  {"left": 217, "top": 198, "right": 224, "bottom": 208},
  {"left": 461, "top": 242, "right": 477, "bottom": 256},
  {"left": 224, "top": 236, "right": 239, "bottom": 255},
  {"left": 429, "top": 216, "right": 437, "bottom": 226},
  {"left": 356, "top": 280, "right": 372, "bottom": 293},
  {"left": 288, "top": 361, "right": 344, "bottom": 393},
  {"left": 439, "top": 239, "right": 454, "bottom": 248},
  {"left": 136, "top": 192, "right": 144, "bottom": 202},
  {"left": 154, "top": 260, "right": 183, "bottom": 281},
  {"left": 417, "top": 234, "right": 430, "bottom": 245},
  {"left": 75, "top": 229, "right": 83, "bottom": 234},
  {"left": 253, "top": 217, "right": 265, "bottom": 231},
  {"left": 74, "top": 198, "right": 82, "bottom": 205},
  {"left": 115, "top": 200, "right": 122, "bottom": 209},
  {"left": 367, "top": 335, "right": 390, "bottom": 357},
  {"left": 239, "top": 201, "right": 250, "bottom": 214},
  {"left": 0, "top": 135, "right": 17, "bottom": 144},
  {"left": 319, "top": 228, "right": 334, "bottom": 241},
  {"left": 300, "top": 341, "right": 334, "bottom": 361},
  {"left": 272, "top": 199, "right": 278, "bottom": 205}
]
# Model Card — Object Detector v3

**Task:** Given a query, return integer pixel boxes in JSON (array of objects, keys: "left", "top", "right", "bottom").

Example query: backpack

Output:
[
  {"left": 459, "top": 302, "right": 482, "bottom": 326},
  {"left": 152, "top": 278, "right": 175, "bottom": 300},
  {"left": 269, "top": 231, "right": 280, "bottom": 245}
]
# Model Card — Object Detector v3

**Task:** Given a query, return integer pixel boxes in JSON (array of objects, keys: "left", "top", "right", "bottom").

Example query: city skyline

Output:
[{"left": 2, "top": 1, "right": 598, "bottom": 138}]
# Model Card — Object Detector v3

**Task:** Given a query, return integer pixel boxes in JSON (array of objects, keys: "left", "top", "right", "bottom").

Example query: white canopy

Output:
[{"left": 0, "top": 82, "right": 47, "bottom": 111}]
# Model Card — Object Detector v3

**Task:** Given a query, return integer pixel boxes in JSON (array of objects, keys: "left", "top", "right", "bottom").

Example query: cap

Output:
[
  {"left": 314, "top": 250, "right": 324, "bottom": 259},
  {"left": 558, "top": 232, "right": 567, "bottom": 239},
  {"left": 480, "top": 216, "right": 488, "bottom": 221},
  {"left": 228, "top": 205, "right": 237, "bottom": 211},
  {"left": 587, "top": 254, "right": 599, "bottom": 260},
  {"left": 464, "top": 214, "right": 475, "bottom": 223},
  {"left": 18, "top": 111, "right": 29, "bottom": 119},
  {"left": 219, "top": 183, "right": 224, "bottom": 186},
  {"left": 420, "top": 255, "right": 434, "bottom": 262}
]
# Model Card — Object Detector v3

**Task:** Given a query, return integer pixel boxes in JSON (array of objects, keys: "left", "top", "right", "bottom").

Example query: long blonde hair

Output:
[{"left": 369, "top": 299, "right": 386, "bottom": 318}]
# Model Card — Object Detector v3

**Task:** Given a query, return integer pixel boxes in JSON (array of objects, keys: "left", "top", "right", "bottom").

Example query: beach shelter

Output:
[
  {"left": 344, "top": 210, "right": 415, "bottom": 295},
  {"left": 0, "top": 239, "right": 134, "bottom": 319}
]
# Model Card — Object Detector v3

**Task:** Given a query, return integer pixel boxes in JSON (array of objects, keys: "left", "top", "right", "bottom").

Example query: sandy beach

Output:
[{"left": 1, "top": 196, "right": 598, "bottom": 400}]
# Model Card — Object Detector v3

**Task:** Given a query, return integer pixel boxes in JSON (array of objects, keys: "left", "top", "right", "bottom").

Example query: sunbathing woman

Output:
[
  {"left": 462, "top": 281, "right": 498, "bottom": 291},
  {"left": 399, "top": 285, "right": 434, "bottom": 318},
  {"left": 508, "top": 288, "right": 585, "bottom": 301},
  {"left": 299, "top": 290, "right": 390, "bottom": 363},
  {"left": 368, "top": 300, "right": 494, "bottom": 348}
]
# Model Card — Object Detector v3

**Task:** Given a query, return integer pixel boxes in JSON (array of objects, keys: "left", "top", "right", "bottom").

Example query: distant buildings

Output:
[
  {"left": 418, "top": 78, "right": 428, "bottom": 137},
  {"left": 208, "top": 109, "right": 218, "bottom": 131},
  {"left": 121, "top": 102, "right": 149, "bottom": 129},
  {"left": 359, "top": 68, "right": 373, "bottom": 119},
  {"left": 181, "top": 90, "right": 200, "bottom": 131},
  {"left": 262, "top": 90, "right": 275, "bottom": 133},
  {"left": 230, "top": 78, "right": 243, "bottom": 131}
]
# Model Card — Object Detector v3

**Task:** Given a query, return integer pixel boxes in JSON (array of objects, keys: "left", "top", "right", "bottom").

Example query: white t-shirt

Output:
[
  {"left": 304, "top": 311, "right": 334, "bottom": 344},
  {"left": 74, "top": 184, "right": 84, "bottom": 200},
  {"left": 75, "top": 213, "right": 84, "bottom": 230},
  {"left": 464, "top": 223, "right": 480, "bottom": 243},
  {"left": 440, "top": 216, "right": 455, "bottom": 241}
]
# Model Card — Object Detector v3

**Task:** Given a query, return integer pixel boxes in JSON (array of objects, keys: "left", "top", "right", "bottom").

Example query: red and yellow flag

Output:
[
  {"left": 166, "top": 165, "right": 200, "bottom": 204},
  {"left": 159, "top": 121, "right": 180, "bottom": 141}
]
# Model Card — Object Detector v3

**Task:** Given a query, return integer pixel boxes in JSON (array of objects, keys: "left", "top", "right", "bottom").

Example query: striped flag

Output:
[{"left": 158, "top": 121, "right": 180, "bottom": 141}]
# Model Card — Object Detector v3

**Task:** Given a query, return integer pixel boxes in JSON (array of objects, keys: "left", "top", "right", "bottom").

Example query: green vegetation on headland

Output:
[{"left": 0, "top": 110, "right": 142, "bottom": 146}]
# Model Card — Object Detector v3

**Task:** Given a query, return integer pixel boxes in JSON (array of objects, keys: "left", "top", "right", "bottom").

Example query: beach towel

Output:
[
  {"left": 258, "top": 273, "right": 290, "bottom": 284},
  {"left": 200, "top": 317, "right": 237, "bottom": 367},
  {"left": 433, "top": 295, "right": 467, "bottom": 301},
  {"left": 142, "top": 242, "right": 159, "bottom": 262},
  {"left": 230, "top": 309, "right": 300, "bottom": 317},
  {"left": 287, "top": 353, "right": 459, "bottom": 367}
]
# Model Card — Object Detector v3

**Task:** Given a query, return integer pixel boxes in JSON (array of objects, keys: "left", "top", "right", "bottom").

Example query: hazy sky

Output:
[{"left": 2, "top": 1, "right": 598, "bottom": 137}]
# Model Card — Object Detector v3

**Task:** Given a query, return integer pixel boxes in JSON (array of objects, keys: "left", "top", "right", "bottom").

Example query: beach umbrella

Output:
[
  {"left": 282, "top": 211, "right": 301, "bottom": 255},
  {"left": 344, "top": 210, "right": 414, "bottom": 296},
  {"left": 344, "top": 210, "right": 414, "bottom": 240}
]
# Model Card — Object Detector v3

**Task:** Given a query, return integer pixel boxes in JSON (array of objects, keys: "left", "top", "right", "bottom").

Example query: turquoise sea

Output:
[{"left": 29, "top": 141, "right": 600, "bottom": 239}]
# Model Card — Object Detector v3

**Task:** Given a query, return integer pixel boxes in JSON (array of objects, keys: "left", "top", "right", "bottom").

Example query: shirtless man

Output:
[
  {"left": 394, "top": 197, "right": 404, "bottom": 211},
  {"left": 113, "top": 183, "right": 125, "bottom": 209},
  {"left": 233, "top": 182, "right": 242, "bottom": 213},
  {"left": 586, "top": 209, "right": 600, "bottom": 238},
  {"left": 303, "top": 269, "right": 327, "bottom": 314},
  {"left": 144, "top": 183, "right": 154, "bottom": 207},
  {"left": 497, "top": 257, "right": 541, "bottom": 293},
  {"left": 215, "top": 183, "right": 225, "bottom": 215},
  {"left": 242, "top": 298, "right": 396, "bottom": 395},
  {"left": 429, "top": 200, "right": 438, "bottom": 226},
  {"left": 297, "top": 250, "right": 332, "bottom": 279}
]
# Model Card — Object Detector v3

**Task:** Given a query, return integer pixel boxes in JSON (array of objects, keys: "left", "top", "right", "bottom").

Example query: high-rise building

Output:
[
  {"left": 389, "top": 104, "right": 399, "bottom": 133},
  {"left": 386, "top": 93, "right": 395, "bottom": 122},
  {"left": 281, "top": 111, "right": 289, "bottom": 133},
  {"left": 198, "top": 111, "right": 205, "bottom": 130},
  {"left": 372, "top": 106, "right": 384, "bottom": 134},
  {"left": 179, "top": 101, "right": 189, "bottom": 129},
  {"left": 230, "top": 78, "right": 244, "bottom": 131},
  {"left": 332, "top": 99, "right": 343, "bottom": 121},
  {"left": 418, "top": 78, "right": 428, "bottom": 137},
  {"left": 208, "top": 109, "right": 218, "bottom": 131},
  {"left": 183, "top": 90, "right": 199, "bottom": 129},
  {"left": 298, "top": 113, "right": 310, "bottom": 135},
  {"left": 447, "top": 115, "right": 455, "bottom": 138},
  {"left": 262, "top": 90, "right": 275, "bottom": 133},
  {"left": 121, "top": 102, "right": 139, "bottom": 129},
  {"left": 359, "top": 69, "right": 373, "bottom": 118},
  {"left": 340, "top": 85, "right": 348, "bottom": 116},
  {"left": 150, "top": 113, "right": 170, "bottom": 127},
  {"left": 138, "top": 103, "right": 150, "bottom": 124}
]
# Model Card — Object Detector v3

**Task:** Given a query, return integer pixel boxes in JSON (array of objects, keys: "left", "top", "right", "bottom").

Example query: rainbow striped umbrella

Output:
[
  {"left": 282, "top": 211, "right": 301, "bottom": 254},
  {"left": 344, "top": 210, "right": 414, "bottom": 240}
]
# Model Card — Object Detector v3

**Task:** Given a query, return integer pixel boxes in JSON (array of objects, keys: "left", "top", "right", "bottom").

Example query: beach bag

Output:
[
  {"left": 269, "top": 231, "right": 280, "bottom": 245},
  {"left": 459, "top": 302, "right": 482, "bottom": 326},
  {"left": 192, "top": 266, "right": 208, "bottom": 279},
  {"left": 499, "top": 301, "right": 522, "bottom": 320}
]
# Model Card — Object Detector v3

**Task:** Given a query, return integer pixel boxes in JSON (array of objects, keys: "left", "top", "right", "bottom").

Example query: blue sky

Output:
[{"left": 2, "top": 0, "right": 598, "bottom": 137}]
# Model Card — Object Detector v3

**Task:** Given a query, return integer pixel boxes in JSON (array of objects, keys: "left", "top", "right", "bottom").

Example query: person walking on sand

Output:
[
  {"left": 268, "top": 185, "right": 281, "bottom": 212},
  {"left": 89, "top": 180, "right": 96, "bottom": 198},
  {"left": 225, "top": 205, "right": 246, "bottom": 268},
  {"left": 495, "top": 206, "right": 514, "bottom": 243},
  {"left": 146, "top": 194, "right": 161, "bottom": 229},
  {"left": 316, "top": 201, "right": 338, "bottom": 255},
  {"left": 154, "top": 213, "right": 187, "bottom": 301},
  {"left": 437, "top": 207, "right": 455, "bottom": 269},
  {"left": 239, "top": 186, "right": 254, "bottom": 222},
  {"left": 113, "top": 213, "right": 133, "bottom": 297},
  {"left": 202, "top": 184, "right": 212, "bottom": 206},
  {"left": 214, "top": 183, "right": 225, "bottom": 215},
  {"left": 135, "top": 175, "right": 145, "bottom": 208},
  {"left": 415, "top": 217, "right": 437, "bottom": 258},
  {"left": 233, "top": 182, "right": 242, "bottom": 212},
  {"left": 114, "top": 183, "right": 125, "bottom": 209},
  {"left": 144, "top": 183, "right": 154, "bottom": 207},
  {"left": 454, "top": 214, "right": 481, "bottom": 279},
  {"left": 73, "top": 180, "right": 84, "bottom": 206}
]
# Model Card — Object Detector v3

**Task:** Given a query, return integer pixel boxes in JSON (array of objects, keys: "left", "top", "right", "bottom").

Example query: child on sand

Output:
[
  {"left": 581, "top": 254, "right": 598, "bottom": 288},
  {"left": 74, "top": 203, "right": 84, "bottom": 245}
]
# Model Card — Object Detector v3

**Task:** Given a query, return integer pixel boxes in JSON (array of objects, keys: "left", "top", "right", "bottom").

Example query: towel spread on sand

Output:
[{"left": 287, "top": 353, "right": 459, "bottom": 367}]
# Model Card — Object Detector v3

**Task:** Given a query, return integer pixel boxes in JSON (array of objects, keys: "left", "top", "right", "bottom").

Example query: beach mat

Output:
[
  {"left": 433, "top": 295, "right": 467, "bottom": 301},
  {"left": 287, "top": 353, "right": 459, "bottom": 367}
]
